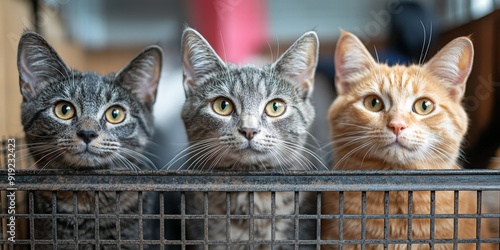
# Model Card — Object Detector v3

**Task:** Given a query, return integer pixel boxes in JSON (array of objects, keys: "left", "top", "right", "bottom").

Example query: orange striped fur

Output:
[{"left": 322, "top": 31, "right": 497, "bottom": 250}]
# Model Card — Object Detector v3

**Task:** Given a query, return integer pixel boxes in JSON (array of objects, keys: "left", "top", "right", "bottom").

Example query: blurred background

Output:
[{"left": 1, "top": 0, "right": 500, "bottom": 170}]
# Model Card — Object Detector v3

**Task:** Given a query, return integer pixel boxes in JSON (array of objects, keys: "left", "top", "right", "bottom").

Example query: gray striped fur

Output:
[
  {"left": 179, "top": 28, "right": 320, "bottom": 250},
  {"left": 17, "top": 31, "right": 162, "bottom": 249}
]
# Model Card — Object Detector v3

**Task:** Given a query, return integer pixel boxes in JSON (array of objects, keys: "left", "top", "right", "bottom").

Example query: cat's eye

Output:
[
  {"left": 265, "top": 99, "right": 286, "bottom": 117},
  {"left": 105, "top": 106, "right": 126, "bottom": 124},
  {"left": 212, "top": 97, "right": 234, "bottom": 116},
  {"left": 413, "top": 98, "right": 435, "bottom": 115},
  {"left": 363, "top": 95, "right": 384, "bottom": 112},
  {"left": 54, "top": 101, "right": 76, "bottom": 120}
]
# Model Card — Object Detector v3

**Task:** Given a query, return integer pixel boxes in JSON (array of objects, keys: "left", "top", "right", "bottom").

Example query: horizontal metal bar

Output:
[
  {"left": 2, "top": 238, "right": 499, "bottom": 245},
  {"left": 2, "top": 213, "right": 499, "bottom": 220},
  {"left": 0, "top": 169, "right": 499, "bottom": 191}
]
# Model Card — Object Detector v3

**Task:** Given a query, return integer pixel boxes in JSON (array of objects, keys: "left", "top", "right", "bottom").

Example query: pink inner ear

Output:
[
  {"left": 424, "top": 37, "right": 473, "bottom": 101},
  {"left": 457, "top": 48, "right": 473, "bottom": 84},
  {"left": 334, "top": 31, "right": 375, "bottom": 95},
  {"left": 334, "top": 45, "right": 347, "bottom": 80},
  {"left": 334, "top": 33, "right": 354, "bottom": 80}
]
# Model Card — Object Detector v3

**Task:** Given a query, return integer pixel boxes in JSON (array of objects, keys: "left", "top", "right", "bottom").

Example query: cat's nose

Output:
[
  {"left": 239, "top": 115, "right": 260, "bottom": 140},
  {"left": 388, "top": 121, "right": 407, "bottom": 136},
  {"left": 239, "top": 127, "right": 260, "bottom": 140},
  {"left": 77, "top": 130, "right": 98, "bottom": 144}
]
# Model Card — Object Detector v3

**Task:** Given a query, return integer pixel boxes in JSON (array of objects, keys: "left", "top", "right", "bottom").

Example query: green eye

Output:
[
  {"left": 265, "top": 99, "right": 286, "bottom": 117},
  {"left": 363, "top": 95, "right": 384, "bottom": 112},
  {"left": 105, "top": 106, "right": 126, "bottom": 124},
  {"left": 54, "top": 101, "right": 76, "bottom": 120},
  {"left": 212, "top": 97, "right": 233, "bottom": 116},
  {"left": 413, "top": 98, "right": 434, "bottom": 115}
]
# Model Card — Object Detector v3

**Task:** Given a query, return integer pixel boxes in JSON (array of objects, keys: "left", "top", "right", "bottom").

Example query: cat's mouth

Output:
[
  {"left": 386, "top": 139, "right": 414, "bottom": 151},
  {"left": 77, "top": 150, "right": 101, "bottom": 157},
  {"left": 76, "top": 144, "right": 102, "bottom": 155},
  {"left": 60, "top": 148, "right": 110, "bottom": 168},
  {"left": 240, "top": 140, "right": 269, "bottom": 153},
  {"left": 241, "top": 146, "right": 264, "bottom": 155},
  {"left": 73, "top": 145, "right": 112, "bottom": 162}
]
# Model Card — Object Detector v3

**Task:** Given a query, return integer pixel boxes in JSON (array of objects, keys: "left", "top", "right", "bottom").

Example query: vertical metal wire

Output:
[
  {"left": 294, "top": 191, "right": 300, "bottom": 250},
  {"left": 29, "top": 191, "right": 35, "bottom": 250},
  {"left": 138, "top": 191, "right": 144, "bottom": 250},
  {"left": 383, "top": 191, "right": 389, "bottom": 250},
  {"left": 249, "top": 192, "right": 255, "bottom": 250},
  {"left": 361, "top": 191, "right": 366, "bottom": 250},
  {"left": 453, "top": 191, "right": 459, "bottom": 250},
  {"left": 225, "top": 192, "right": 231, "bottom": 249},
  {"left": 0, "top": 139, "right": 6, "bottom": 250},
  {"left": 52, "top": 191, "right": 57, "bottom": 248},
  {"left": 430, "top": 191, "right": 436, "bottom": 250},
  {"left": 115, "top": 191, "right": 121, "bottom": 249},
  {"left": 407, "top": 191, "right": 413, "bottom": 250},
  {"left": 0, "top": 196, "right": 5, "bottom": 250},
  {"left": 476, "top": 191, "right": 482, "bottom": 250},
  {"left": 271, "top": 191, "right": 276, "bottom": 250},
  {"left": 73, "top": 191, "right": 79, "bottom": 249},
  {"left": 159, "top": 192, "right": 165, "bottom": 250},
  {"left": 180, "top": 192, "right": 186, "bottom": 250},
  {"left": 204, "top": 192, "right": 209, "bottom": 250},
  {"left": 339, "top": 191, "right": 344, "bottom": 250},
  {"left": 316, "top": 192, "right": 321, "bottom": 250},
  {"left": 94, "top": 191, "right": 100, "bottom": 249}
]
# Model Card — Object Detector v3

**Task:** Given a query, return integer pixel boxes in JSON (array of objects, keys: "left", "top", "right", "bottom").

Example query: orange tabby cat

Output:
[{"left": 321, "top": 30, "right": 498, "bottom": 250}]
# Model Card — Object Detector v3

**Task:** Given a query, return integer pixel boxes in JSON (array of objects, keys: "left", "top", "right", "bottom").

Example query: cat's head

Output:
[
  {"left": 18, "top": 31, "right": 162, "bottom": 170},
  {"left": 179, "top": 28, "right": 319, "bottom": 170},
  {"left": 329, "top": 30, "right": 473, "bottom": 169}
]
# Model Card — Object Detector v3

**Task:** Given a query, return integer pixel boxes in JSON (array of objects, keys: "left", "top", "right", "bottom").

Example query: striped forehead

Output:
[
  {"left": 212, "top": 66, "right": 287, "bottom": 108},
  {"left": 376, "top": 68, "right": 424, "bottom": 103},
  {"left": 58, "top": 74, "right": 125, "bottom": 113}
]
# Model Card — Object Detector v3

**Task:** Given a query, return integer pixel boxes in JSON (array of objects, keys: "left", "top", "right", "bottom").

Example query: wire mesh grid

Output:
[{"left": 1, "top": 139, "right": 499, "bottom": 249}]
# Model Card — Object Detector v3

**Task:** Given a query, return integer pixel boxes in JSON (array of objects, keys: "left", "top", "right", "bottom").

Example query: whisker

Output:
[
  {"left": 36, "top": 150, "right": 67, "bottom": 172},
  {"left": 279, "top": 140, "right": 327, "bottom": 170},
  {"left": 418, "top": 19, "right": 427, "bottom": 66},
  {"left": 162, "top": 138, "right": 219, "bottom": 170},
  {"left": 334, "top": 141, "right": 372, "bottom": 170},
  {"left": 119, "top": 148, "right": 157, "bottom": 170}
]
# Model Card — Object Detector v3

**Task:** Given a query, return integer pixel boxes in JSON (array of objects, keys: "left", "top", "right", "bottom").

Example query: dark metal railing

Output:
[{"left": 0, "top": 170, "right": 498, "bottom": 249}]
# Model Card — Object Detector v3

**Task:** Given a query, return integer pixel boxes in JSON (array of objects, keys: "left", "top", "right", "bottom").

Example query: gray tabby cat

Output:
[
  {"left": 17, "top": 31, "right": 162, "bottom": 249},
  {"left": 179, "top": 28, "right": 320, "bottom": 249}
]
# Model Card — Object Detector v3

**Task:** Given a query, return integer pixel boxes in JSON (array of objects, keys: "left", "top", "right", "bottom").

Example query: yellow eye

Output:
[
  {"left": 212, "top": 97, "right": 233, "bottom": 116},
  {"left": 54, "top": 101, "right": 76, "bottom": 120},
  {"left": 413, "top": 98, "right": 435, "bottom": 115},
  {"left": 265, "top": 99, "right": 286, "bottom": 117},
  {"left": 363, "top": 95, "right": 384, "bottom": 112},
  {"left": 105, "top": 106, "right": 126, "bottom": 124}
]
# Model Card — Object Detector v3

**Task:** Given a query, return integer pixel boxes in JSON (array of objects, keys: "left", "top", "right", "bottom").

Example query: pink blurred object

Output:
[{"left": 189, "top": 0, "right": 268, "bottom": 64}]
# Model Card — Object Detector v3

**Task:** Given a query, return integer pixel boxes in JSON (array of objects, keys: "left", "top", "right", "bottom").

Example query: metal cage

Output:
[{"left": 1, "top": 140, "right": 500, "bottom": 249}]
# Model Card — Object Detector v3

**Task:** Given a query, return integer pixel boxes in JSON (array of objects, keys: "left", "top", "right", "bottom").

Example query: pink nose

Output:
[
  {"left": 388, "top": 121, "right": 407, "bottom": 136},
  {"left": 239, "top": 127, "right": 259, "bottom": 140}
]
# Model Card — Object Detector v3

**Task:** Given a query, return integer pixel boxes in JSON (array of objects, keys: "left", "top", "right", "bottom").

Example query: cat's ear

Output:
[
  {"left": 334, "top": 30, "right": 376, "bottom": 95},
  {"left": 17, "top": 31, "right": 71, "bottom": 100},
  {"left": 115, "top": 45, "right": 163, "bottom": 108},
  {"left": 424, "top": 37, "right": 474, "bottom": 102},
  {"left": 272, "top": 31, "right": 319, "bottom": 99},
  {"left": 181, "top": 28, "right": 226, "bottom": 95}
]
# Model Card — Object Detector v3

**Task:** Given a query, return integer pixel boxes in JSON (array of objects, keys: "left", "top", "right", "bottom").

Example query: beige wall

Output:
[{"left": 0, "top": 0, "right": 32, "bottom": 137}]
